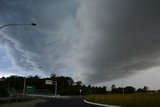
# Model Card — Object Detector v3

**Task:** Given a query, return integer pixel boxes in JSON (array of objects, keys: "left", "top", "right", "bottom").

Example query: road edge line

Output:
[{"left": 84, "top": 100, "right": 120, "bottom": 107}]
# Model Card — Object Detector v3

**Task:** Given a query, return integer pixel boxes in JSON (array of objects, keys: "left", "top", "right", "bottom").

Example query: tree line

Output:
[
  {"left": 110, "top": 84, "right": 149, "bottom": 94},
  {"left": 0, "top": 74, "right": 106, "bottom": 96},
  {"left": 0, "top": 74, "right": 152, "bottom": 97}
]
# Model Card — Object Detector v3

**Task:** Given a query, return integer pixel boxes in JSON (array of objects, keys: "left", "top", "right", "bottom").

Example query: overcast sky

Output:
[{"left": 0, "top": 0, "right": 160, "bottom": 90}]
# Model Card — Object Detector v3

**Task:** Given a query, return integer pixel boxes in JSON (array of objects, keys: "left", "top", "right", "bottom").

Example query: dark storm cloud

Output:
[
  {"left": 75, "top": 0, "right": 160, "bottom": 84},
  {"left": 1, "top": 0, "right": 160, "bottom": 84}
]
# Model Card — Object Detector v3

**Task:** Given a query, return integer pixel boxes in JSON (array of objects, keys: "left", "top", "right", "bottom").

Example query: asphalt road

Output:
[{"left": 36, "top": 98, "right": 103, "bottom": 107}]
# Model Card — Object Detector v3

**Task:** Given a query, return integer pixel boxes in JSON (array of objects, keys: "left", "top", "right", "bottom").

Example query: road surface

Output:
[{"left": 36, "top": 98, "right": 103, "bottom": 107}]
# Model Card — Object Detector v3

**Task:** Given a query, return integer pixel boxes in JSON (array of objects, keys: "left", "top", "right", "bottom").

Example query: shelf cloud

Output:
[{"left": 0, "top": 0, "right": 160, "bottom": 84}]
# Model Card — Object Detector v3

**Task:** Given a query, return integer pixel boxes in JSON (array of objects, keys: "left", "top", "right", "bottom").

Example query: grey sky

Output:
[{"left": 0, "top": 0, "right": 160, "bottom": 89}]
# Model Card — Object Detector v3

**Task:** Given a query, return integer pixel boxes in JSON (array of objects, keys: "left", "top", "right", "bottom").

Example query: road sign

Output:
[
  {"left": 45, "top": 80, "right": 57, "bottom": 95},
  {"left": 26, "top": 86, "right": 35, "bottom": 94},
  {"left": 45, "top": 80, "right": 53, "bottom": 85}
]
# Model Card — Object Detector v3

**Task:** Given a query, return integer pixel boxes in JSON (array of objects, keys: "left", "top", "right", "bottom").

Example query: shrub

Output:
[{"left": 0, "top": 86, "right": 9, "bottom": 97}]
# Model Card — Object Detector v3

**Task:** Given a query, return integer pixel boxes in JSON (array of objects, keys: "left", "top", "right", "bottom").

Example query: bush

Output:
[
  {"left": 124, "top": 86, "right": 135, "bottom": 93},
  {"left": 0, "top": 86, "right": 9, "bottom": 97}
]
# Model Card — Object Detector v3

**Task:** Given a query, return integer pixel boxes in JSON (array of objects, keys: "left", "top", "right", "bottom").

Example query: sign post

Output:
[{"left": 45, "top": 80, "right": 57, "bottom": 95}]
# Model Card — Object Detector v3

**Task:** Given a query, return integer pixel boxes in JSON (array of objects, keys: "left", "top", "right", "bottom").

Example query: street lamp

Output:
[
  {"left": 0, "top": 23, "right": 37, "bottom": 93},
  {"left": 79, "top": 89, "right": 82, "bottom": 96},
  {"left": 23, "top": 66, "right": 41, "bottom": 94},
  {"left": 0, "top": 23, "right": 36, "bottom": 29}
]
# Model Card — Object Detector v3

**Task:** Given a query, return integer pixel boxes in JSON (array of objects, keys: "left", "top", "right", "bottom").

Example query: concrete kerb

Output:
[{"left": 84, "top": 100, "right": 120, "bottom": 107}]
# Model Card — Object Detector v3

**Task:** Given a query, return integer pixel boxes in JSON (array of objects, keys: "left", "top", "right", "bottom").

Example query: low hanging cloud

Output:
[
  {"left": 72, "top": 0, "right": 160, "bottom": 84},
  {"left": 0, "top": 0, "right": 160, "bottom": 84}
]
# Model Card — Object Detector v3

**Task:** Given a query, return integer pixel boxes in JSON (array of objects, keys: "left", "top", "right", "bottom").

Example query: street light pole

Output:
[
  {"left": 0, "top": 23, "right": 36, "bottom": 29},
  {"left": 121, "top": 69, "right": 128, "bottom": 94},
  {"left": 122, "top": 77, "right": 124, "bottom": 94},
  {"left": 23, "top": 66, "right": 29, "bottom": 94},
  {"left": 23, "top": 66, "right": 41, "bottom": 94},
  {"left": 79, "top": 89, "right": 82, "bottom": 96},
  {"left": 0, "top": 22, "right": 37, "bottom": 94}
]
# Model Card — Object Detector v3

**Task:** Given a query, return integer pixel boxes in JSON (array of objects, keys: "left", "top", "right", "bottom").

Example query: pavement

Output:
[{"left": 36, "top": 98, "right": 107, "bottom": 107}]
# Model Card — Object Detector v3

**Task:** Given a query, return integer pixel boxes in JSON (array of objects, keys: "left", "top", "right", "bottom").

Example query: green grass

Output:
[{"left": 85, "top": 92, "right": 160, "bottom": 107}]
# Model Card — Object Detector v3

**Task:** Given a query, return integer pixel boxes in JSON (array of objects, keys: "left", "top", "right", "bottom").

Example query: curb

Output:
[{"left": 84, "top": 100, "right": 120, "bottom": 107}]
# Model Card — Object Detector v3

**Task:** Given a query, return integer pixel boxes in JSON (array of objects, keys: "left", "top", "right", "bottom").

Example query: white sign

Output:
[
  {"left": 106, "top": 87, "right": 111, "bottom": 92},
  {"left": 45, "top": 80, "right": 53, "bottom": 85}
]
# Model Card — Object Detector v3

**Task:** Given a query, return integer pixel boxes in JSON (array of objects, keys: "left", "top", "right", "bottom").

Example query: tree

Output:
[
  {"left": 67, "top": 77, "right": 74, "bottom": 85},
  {"left": 76, "top": 81, "right": 82, "bottom": 86},
  {"left": 124, "top": 86, "right": 135, "bottom": 93},
  {"left": 0, "top": 86, "right": 9, "bottom": 97},
  {"left": 143, "top": 86, "right": 149, "bottom": 92},
  {"left": 50, "top": 74, "right": 56, "bottom": 79},
  {"left": 111, "top": 84, "right": 117, "bottom": 93},
  {"left": 111, "top": 84, "right": 116, "bottom": 90}
]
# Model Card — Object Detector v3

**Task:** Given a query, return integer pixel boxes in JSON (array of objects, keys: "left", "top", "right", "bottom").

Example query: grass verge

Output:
[
  {"left": 0, "top": 98, "right": 47, "bottom": 107},
  {"left": 85, "top": 92, "right": 160, "bottom": 107}
]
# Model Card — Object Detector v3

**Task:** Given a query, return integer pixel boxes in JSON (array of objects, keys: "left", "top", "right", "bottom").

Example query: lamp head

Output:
[{"left": 31, "top": 23, "right": 36, "bottom": 26}]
